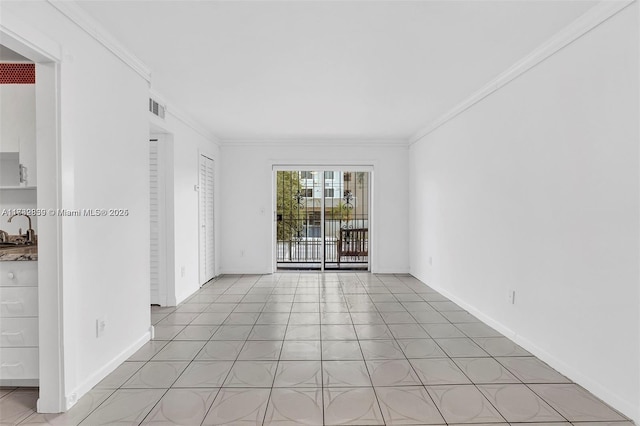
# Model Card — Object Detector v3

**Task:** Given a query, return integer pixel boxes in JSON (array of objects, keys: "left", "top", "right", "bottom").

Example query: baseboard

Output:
[
  {"left": 64, "top": 331, "right": 150, "bottom": 411},
  {"left": 373, "top": 268, "right": 410, "bottom": 274},
  {"left": 219, "top": 269, "right": 272, "bottom": 275},
  {"left": 417, "top": 275, "right": 638, "bottom": 424},
  {"left": 0, "top": 378, "right": 38, "bottom": 387}
]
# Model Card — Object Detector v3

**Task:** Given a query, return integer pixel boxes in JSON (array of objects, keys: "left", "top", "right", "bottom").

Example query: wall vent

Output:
[{"left": 149, "top": 98, "right": 166, "bottom": 119}]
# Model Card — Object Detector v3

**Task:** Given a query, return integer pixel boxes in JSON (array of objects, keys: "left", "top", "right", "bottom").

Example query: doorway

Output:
[
  {"left": 0, "top": 35, "right": 64, "bottom": 410},
  {"left": 149, "top": 137, "right": 166, "bottom": 305},
  {"left": 275, "top": 169, "right": 370, "bottom": 270},
  {"left": 198, "top": 154, "right": 215, "bottom": 284}
]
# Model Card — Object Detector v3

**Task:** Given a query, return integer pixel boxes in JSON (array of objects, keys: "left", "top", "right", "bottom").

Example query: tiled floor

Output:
[{"left": 2, "top": 273, "right": 635, "bottom": 425}]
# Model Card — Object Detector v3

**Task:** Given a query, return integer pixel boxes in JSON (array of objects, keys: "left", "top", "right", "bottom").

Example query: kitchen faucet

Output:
[{"left": 8, "top": 213, "right": 36, "bottom": 244}]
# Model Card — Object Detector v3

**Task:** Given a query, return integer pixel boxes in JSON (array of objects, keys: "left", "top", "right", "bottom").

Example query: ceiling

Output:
[
  {"left": 75, "top": 0, "right": 596, "bottom": 142},
  {"left": 0, "top": 45, "right": 31, "bottom": 62}
]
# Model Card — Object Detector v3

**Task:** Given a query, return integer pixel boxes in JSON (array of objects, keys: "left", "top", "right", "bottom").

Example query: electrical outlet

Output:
[
  {"left": 96, "top": 316, "right": 107, "bottom": 338},
  {"left": 180, "top": 266, "right": 185, "bottom": 277},
  {"left": 508, "top": 290, "right": 516, "bottom": 305}
]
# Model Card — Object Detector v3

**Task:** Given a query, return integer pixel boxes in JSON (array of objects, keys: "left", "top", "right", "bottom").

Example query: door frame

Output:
[
  {"left": 149, "top": 133, "right": 174, "bottom": 306},
  {"left": 198, "top": 152, "right": 215, "bottom": 285},
  {"left": 1, "top": 13, "right": 66, "bottom": 412},
  {"left": 271, "top": 162, "right": 374, "bottom": 273}
]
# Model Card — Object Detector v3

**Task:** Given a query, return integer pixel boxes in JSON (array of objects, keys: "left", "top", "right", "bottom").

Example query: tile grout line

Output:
[
  {"left": 196, "top": 273, "right": 256, "bottom": 426},
  {"left": 142, "top": 275, "right": 244, "bottom": 425},
  {"left": 387, "top": 273, "right": 450, "bottom": 425},
  {"left": 261, "top": 272, "right": 295, "bottom": 426},
  {"left": 346, "top": 273, "right": 387, "bottom": 426}
]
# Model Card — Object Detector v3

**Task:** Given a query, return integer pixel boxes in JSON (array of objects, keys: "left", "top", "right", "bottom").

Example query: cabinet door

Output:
[
  {"left": 0, "top": 347, "right": 38, "bottom": 379},
  {"left": 0, "top": 317, "right": 38, "bottom": 347},
  {"left": 0, "top": 287, "right": 38, "bottom": 317},
  {"left": 0, "top": 262, "right": 38, "bottom": 287}
]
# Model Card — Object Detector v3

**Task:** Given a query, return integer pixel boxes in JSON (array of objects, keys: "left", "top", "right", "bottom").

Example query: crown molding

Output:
[
  {"left": 409, "top": 0, "right": 635, "bottom": 146},
  {"left": 220, "top": 137, "right": 410, "bottom": 148},
  {"left": 46, "top": 0, "right": 151, "bottom": 82},
  {"left": 0, "top": 9, "right": 61, "bottom": 62},
  {"left": 48, "top": 1, "right": 221, "bottom": 145},
  {"left": 168, "top": 105, "right": 221, "bottom": 146},
  {"left": 149, "top": 89, "right": 221, "bottom": 145}
]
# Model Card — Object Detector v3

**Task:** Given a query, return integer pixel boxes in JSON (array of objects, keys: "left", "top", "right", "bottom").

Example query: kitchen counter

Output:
[{"left": 0, "top": 245, "right": 38, "bottom": 261}]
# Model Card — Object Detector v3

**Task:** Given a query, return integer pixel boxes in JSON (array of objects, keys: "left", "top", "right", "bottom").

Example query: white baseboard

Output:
[
  {"left": 219, "top": 269, "right": 272, "bottom": 275},
  {"left": 64, "top": 331, "right": 150, "bottom": 410},
  {"left": 419, "top": 276, "right": 638, "bottom": 424},
  {"left": 373, "top": 268, "right": 410, "bottom": 274},
  {"left": 0, "top": 378, "right": 38, "bottom": 387}
]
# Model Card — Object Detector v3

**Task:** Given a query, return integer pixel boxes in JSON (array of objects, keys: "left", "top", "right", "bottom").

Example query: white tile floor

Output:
[{"left": 2, "top": 273, "right": 635, "bottom": 425}]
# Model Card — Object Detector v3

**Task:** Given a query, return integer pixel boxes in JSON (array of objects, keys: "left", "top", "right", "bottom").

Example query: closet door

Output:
[
  {"left": 149, "top": 139, "right": 163, "bottom": 304},
  {"left": 199, "top": 154, "right": 215, "bottom": 284}
]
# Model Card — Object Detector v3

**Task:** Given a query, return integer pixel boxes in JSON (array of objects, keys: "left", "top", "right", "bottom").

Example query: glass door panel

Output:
[
  {"left": 324, "top": 171, "right": 369, "bottom": 270},
  {"left": 276, "top": 169, "right": 369, "bottom": 271},
  {"left": 276, "top": 170, "right": 322, "bottom": 269}
]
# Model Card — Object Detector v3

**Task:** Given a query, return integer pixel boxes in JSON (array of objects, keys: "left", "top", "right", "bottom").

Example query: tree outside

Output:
[{"left": 276, "top": 171, "right": 305, "bottom": 241}]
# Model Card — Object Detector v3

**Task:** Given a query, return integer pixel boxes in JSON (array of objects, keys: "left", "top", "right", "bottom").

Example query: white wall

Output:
[
  {"left": 409, "top": 3, "right": 639, "bottom": 422},
  {"left": 0, "top": 83, "right": 38, "bottom": 233},
  {"left": 0, "top": 84, "right": 37, "bottom": 185},
  {"left": 220, "top": 142, "right": 409, "bottom": 274},
  {"left": 2, "top": 1, "right": 153, "bottom": 409},
  {"left": 150, "top": 112, "right": 221, "bottom": 305}
]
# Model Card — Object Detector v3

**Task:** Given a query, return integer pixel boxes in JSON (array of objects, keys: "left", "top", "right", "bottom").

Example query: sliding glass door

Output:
[{"left": 275, "top": 169, "right": 369, "bottom": 270}]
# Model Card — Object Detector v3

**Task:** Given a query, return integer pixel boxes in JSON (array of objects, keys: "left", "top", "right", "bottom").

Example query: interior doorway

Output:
[
  {"left": 149, "top": 137, "right": 166, "bottom": 305},
  {"left": 275, "top": 169, "right": 370, "bottom": 271},
  {"left": 0, "top": 33, "right": 64, "bottom": 410},
  {"left": 198, "top": 154, "right": 215, "bottom": 284}
]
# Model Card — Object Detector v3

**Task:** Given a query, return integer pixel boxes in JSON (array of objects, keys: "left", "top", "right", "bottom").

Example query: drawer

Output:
[
  {"left": 0, "top": 262, "right": 38, "bottom": 287},
  {"left": 0, "top": 287, "right": 38, "bottom": 317},
  {"left": 0, "top": 318, "right": 38, "bottom": 347},
  {"left": 0, "top": 347, "right": 38, "bottom": 379}
]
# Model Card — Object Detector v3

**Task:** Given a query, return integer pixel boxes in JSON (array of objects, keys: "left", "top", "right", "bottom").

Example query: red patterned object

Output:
[{"left": 0, "top": 63, "right": 35, "bottom": 84}]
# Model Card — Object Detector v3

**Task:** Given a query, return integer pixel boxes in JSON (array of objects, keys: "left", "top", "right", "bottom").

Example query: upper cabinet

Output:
[{"left": 0, "top": 62, "right": 36, "bottom": 188}]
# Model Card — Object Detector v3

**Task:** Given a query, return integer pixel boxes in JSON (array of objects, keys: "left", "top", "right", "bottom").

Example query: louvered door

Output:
[
  {"left": 199, "top": 154, "right": 215, "bottom": 284},
  {"left": 149, "top": 139, "right": 162, "bottom": 304}
]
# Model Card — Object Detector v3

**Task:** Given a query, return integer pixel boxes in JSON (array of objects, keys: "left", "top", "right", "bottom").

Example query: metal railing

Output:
[{"left": 276, "top": 237, "right": 368, "bottom": 266}]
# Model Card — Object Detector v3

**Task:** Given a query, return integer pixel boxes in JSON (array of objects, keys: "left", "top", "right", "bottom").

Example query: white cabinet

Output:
[
  {"left": 0, "top": 261, "right": 38, "bottom": 386},
  {"left": 0, "top": 287, "right": 38, "bottom": 317}
]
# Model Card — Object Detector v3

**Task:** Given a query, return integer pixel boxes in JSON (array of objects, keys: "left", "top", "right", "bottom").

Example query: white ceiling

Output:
[
  {"left": 76, "top": 0, "right": 596, "bottom": 142},
  {"left": 0, "top": 45, "right": 31, "bottom": 62}
]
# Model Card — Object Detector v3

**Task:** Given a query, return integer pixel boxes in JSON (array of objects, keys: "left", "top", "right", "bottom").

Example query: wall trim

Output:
[
  {"left": 0, "top": 9, "right": 61, "bottom": 62},
  {"left": 45, "top": 0, "right": 151, "bottom": 82},
  {"left": 417, "top": 274, "right": 638, "bottom": 423},
  {"left": 149, "top": 89, "right": 220, "bottom": 146},
  {"left": 374, "top": 268, "right": 410, "bottom": 274},
  {"left": 65, "top": 331, "right": 150, "bottom": 411},
  {"left": 409, "top": 0, "right": 635, "bottom": 146},
  {"left": 219, "top": 269, "right": 273, "bottom": 275},
  {"left": 221, "top": 138, "right": 409, "bottom": 148},
  {"left": 168, "top": 107, "right": 221, "bottom": 147}
]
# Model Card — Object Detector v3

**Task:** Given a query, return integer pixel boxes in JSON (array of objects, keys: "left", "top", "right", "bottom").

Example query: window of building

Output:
[
  {"left": 303, "top": 188, "right": 314, "bottom": 197},
  {"left": 309, "top": 212, "right": 321, "bottom": 225},
  {"left": 325, "top": 188, "right": 334, "bottom": 198},
  {"left": 324, "top": 171, "right": 334, "bottom": 180},
  {"left": 343, "top": 172, "right": 351, "bottom": 182},
  {"left": 300, "top": 171, "right": 314, "bottom": 179}
]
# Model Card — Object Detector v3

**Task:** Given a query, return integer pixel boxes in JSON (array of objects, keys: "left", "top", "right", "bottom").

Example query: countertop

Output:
[{"left": 0, "top": 245, "right": 38, "bottom": 261}]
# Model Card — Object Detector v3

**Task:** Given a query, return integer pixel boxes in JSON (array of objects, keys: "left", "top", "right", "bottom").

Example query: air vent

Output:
[{"left": 149, "top": 98, "right": 165, "bottom": 119}]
